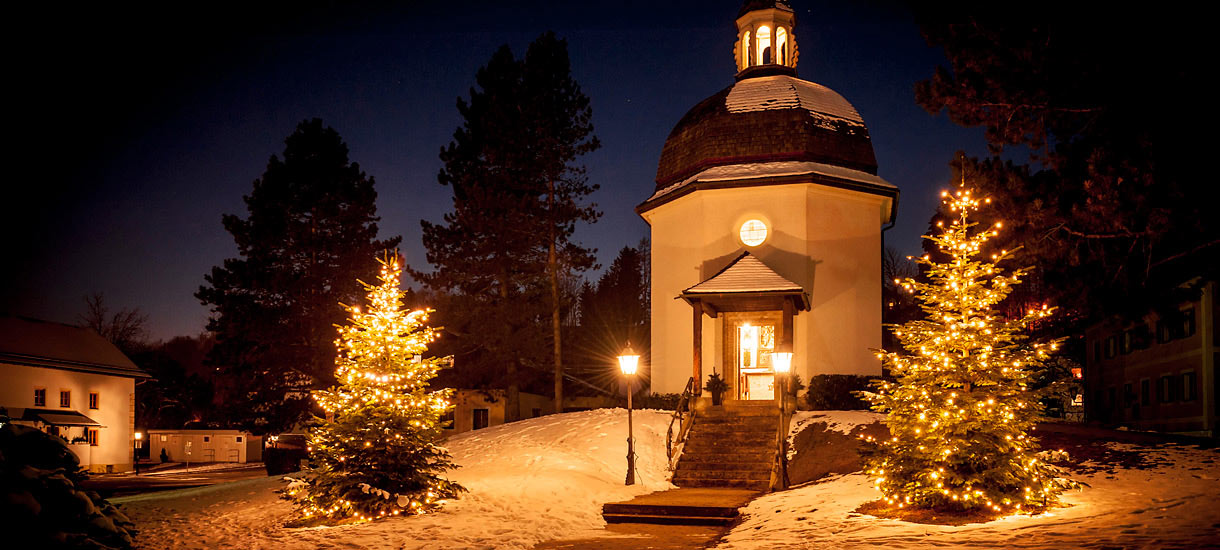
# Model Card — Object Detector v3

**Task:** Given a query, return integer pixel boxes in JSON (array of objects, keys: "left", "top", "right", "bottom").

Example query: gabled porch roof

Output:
[{"left": 680, "top": 252, "right": 809, "bottom": 312}]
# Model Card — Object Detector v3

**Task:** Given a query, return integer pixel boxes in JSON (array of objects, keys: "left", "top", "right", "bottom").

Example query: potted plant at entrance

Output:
[{"left": 704, "top": 369, "right": 729, "bottom": 406}]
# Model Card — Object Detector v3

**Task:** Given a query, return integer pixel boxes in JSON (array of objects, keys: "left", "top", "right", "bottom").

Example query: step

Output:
[
  {"left": 673, "top": 478, "right": 770, "bottom": 490},
  {"left": 673, "top": 469, "right": 771, "bottom": 481},
  {"left": 676, "top": 460, "right": 771, "bottom": 472},
  {"left": 602, "top": 502, "right": 739, "bottom": 518},
  {"left": 678, "top": 450, "right": 775, "bottom": 463},
  {"left": 686, "top": 438, "right": 775, "bottom": 448},
  {"left": 602, "top": 513, "right": 736, "bottom": 526}
]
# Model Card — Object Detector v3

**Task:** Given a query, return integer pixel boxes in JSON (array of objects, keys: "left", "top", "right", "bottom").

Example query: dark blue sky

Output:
[{"left": 3, "top": 1, "right": 984, "bottom": 341}]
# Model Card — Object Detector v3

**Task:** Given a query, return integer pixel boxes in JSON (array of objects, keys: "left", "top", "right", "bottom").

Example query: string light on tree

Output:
[
  {"left": 284, "top": 251, "right": 463, "bottom": 525},
  {"left": 859, "top": 185, "right": 1076, "bottom": 514}
]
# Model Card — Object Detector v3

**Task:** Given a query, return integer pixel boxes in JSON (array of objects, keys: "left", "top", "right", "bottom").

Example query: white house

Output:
[
  {"left": 639, "top": 1, "right": 897, "bottom": 404},
  {"left": 148, "top": 429, "right": 263, "bottom": 463},
  {"left": 0, "top": 315, "right": 149, "bottom": 473}
]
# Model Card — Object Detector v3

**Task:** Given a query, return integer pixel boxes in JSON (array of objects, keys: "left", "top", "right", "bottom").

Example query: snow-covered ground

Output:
[
  {"left": 116, "top": 409, "right": 674, "bottom": 550},
  {"left": 726, "top": 421, "right": 1220, "bottom": 550},
  {"left": 118, "top": 409, "right": 1220, "bottom": 549}
]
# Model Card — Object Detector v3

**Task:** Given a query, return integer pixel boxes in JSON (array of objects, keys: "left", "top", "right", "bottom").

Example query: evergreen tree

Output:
[
  {"left": 198, "top": 118, "right": 400, "bottom": 433},
  {"left": 285, "top": 253, "right": 462, "bottom": 525},
  {"left": 573, "top": 244, "right": 650, "bottom": 390},
  {"left": 915, "top": 16, "right": 1216, "bottom": 321},
  {"left": 417, "top": 32, "right": 599, "bottom": 418},
  {"left": 861, "top": 186, "right": 1074, "bottom": 514}
]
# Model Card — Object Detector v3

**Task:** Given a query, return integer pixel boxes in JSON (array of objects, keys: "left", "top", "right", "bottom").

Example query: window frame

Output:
[
  {"left": 1183, "top": 371, "right": 1198, "bottom": 401},
  {"left": 88, "top": 392, "right": 99, "bottom": 410},
  {"left": 34, "top": 387, "right": 46, "bottom": 407},
  {"left": 87, "top": 428, "right": 99, "bottom": 447},
  {"left": 59, "top": 389, "right": 71, "bottom": 408},
  {"left": 472, "top": 408, "right": 490, "bottom": 430},
  {"left": 1140, "top": 379, "right": 1151, "bottom": 406}
]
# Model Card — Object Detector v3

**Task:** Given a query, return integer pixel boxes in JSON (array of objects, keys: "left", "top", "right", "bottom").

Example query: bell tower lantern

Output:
[{"left": 734, "top": 1, "right": 799, "bottom": 78}]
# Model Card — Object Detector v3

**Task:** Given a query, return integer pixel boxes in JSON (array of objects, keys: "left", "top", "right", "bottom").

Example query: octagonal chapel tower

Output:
[{"left": 637, "top": 1, "right": 898, "bottom": 402}]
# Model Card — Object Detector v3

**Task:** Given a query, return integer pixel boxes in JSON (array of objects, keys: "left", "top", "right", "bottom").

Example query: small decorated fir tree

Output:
[
  {"left": 860, "top": 187, "right": 1074, "bottom": 514},
  {"left": 285, "top": 252, "right": 463, "bottom": 524}
]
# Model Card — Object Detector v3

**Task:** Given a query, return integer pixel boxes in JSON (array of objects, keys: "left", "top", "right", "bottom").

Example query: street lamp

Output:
[
  {"left": 133, "top": 432, "right": 143, "bottom": 474},
  {"left": 618, "top": 342, "right": 640, "bottom": 486},
  {"left": 772, "top": 350, "right": 793, "bottom": 489}
]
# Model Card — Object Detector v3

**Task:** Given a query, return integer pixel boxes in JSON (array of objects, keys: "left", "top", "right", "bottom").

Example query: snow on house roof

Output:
[
  {"left": 647, "top": 159, "right": 894, "bottom": 203},
  {"left": 725, "top": 75, "right": 865, "bottom": 129},
  {"left": 683, "top": 252, "right": 804, "bottom": 295},
  {"left": 0, "top": 315, "right": 148, "bottom": 378}
]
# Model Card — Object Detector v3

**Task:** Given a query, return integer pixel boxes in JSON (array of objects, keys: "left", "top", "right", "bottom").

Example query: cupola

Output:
[{"left": 734, "top": 1, "right": 798, "bottom": 79}]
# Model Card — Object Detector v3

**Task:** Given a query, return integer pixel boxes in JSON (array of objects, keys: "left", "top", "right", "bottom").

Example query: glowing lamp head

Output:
[
  {"left": 617, "top": 343, "right": 640, "bottom": 376},
  {"left": 134, "top": 432, "right": 143, "bottom": 440},
  {"left": 772, "top": 352, "right": 793, "bottom": 373}
]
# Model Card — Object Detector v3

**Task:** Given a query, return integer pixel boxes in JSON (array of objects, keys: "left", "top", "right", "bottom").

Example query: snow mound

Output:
[
  {"left": 787, "top": 410, "right": 883, "bottom": 460},
  {"left": 119, "top": 409, "right": 675, "bottom": 550}
]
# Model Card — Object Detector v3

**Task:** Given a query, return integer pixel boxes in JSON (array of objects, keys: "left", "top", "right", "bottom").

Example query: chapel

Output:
[{"left": 638, "top": 0, "right": 898, "bottom": 404}]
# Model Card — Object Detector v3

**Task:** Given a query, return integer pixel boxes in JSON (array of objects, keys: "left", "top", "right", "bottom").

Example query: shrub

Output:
[
  {"left": 0, "top": 412, "right": 136, "bottom": 549},
  {"left": 803, "top": 375, "right": 877, "bottom": 410}
]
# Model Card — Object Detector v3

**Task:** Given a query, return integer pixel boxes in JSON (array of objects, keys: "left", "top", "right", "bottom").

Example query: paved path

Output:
[{"left": 80, "top": 463, "right": 267, "bottom": 497}]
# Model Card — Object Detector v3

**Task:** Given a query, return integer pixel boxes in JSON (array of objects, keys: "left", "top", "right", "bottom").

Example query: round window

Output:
[{"left": 739, "top": 219, "right": 767, "bottom": 246}]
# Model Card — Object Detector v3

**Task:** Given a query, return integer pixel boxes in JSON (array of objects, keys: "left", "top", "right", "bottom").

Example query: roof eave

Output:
[{"left": 637, "top": 170, "right": 898, "bottom": 218}]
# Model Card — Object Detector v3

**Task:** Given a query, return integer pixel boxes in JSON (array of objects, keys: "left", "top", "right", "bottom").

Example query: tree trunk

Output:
[
  {"left": 500, "top": 269, "right": 519, "bottom": 422},
  {"left": 549, "top": 179, "right": 563, "bottom": 415}
]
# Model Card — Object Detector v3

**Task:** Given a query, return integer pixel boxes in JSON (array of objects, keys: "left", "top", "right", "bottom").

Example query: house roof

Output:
[
  {"left": 683, "top": 252, "right": 804, "bottom": 294},
  {"left": 0, "top": 316, "right": 148, "bottom": 378},
  {"left": 10, "top": 407, "right": 103, "bottom": 427}
]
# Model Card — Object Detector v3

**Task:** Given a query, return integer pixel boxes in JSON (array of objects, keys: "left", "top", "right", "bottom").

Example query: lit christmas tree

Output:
[
  {"left": 860, "top": 186, "right": 1075, "bottom": 514},
  {"left": 286, "top": 253, "right": 463, "bottom": 524}
]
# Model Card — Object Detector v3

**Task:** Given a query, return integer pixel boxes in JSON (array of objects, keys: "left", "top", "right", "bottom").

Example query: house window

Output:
[
  {"left": 1123, "top": 382, "right": 1133, "bottom": 406},
  {"left": 1104, "top": 336, "right": 1117, "bottom": 358},
  {"left": 34, "top": 388, "right": 46, "bottom": 407},
  {"left": 472, "top": 408, "right": 489, "bottom": 430},
  {"left": 60, "top": 390, "right": 71, "bottom": 408},
  {"left": 1119, "top": 331, "right": 1133, "bottom": 354},
  {"left": 441, "top": 410, "right": 455, "bottom": 429},
  {"left": 236, "top": 436, "right": 243, "bottom": 443},
  {"left": 1158, "top": 376, "right": 1174, "bottom": 403},
  {"left": 203, "top": 436, "right": 210, "bottom": 442},
  {"left": 1183, "top": 371, "right": 1198, "bottom": 401},
  {"left": 1180, "top": 308, "right": 1196, "bottom": 338},
  {"left": 160, "top": 434, "right": 167, "bottom": 442},
  {"left": 1140, "top": 379, "right": 1150, "bottom": 406},
  {"left": 1156, "top": 320, "right": 1169, "bottom": 344},
  {"left": 88, "top": 392, "right": 99, "bottom": 410},
  {"left": 87, "top": 428, "right": 99, "bottom": 446}
]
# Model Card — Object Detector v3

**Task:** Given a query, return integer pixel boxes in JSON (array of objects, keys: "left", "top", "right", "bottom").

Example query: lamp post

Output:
[
  {"left": 618, "top": 343, "right": 640, "bottom": 486},
  {"left": 772, "top": 350, "right": 793, "bottom": 489},
  {"left": 133, "top": 431, "right": 143, "bottom": 474}
]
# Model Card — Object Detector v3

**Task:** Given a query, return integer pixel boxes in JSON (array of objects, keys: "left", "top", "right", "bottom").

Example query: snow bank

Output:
[
  {"left": 718, "top": 443, "right": 1220, "bottom": 549},
  {"left": 118, "top": 409, "right": 675, "bottom": 550},
  {"left": 787, "top": 410, "right": 883, "bottom": 460}
]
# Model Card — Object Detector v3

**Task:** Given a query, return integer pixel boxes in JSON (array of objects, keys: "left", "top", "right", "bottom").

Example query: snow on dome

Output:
[{"left": 726, "top": 75, "right": 865, "bottom": 128}]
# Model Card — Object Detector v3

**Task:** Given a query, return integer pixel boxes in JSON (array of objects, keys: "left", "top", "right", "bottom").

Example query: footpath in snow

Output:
[{"left": 117, "top": 409, "right": 675, "bottom": 550}]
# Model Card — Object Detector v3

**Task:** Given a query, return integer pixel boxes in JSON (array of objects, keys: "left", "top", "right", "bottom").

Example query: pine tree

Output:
[
  {"left": 198, "top": 118, "right": 399, "bottom": 433},
  {"left": 285, "top": 253, "right": 462, "bottom": 525},
  {"left": 417, "top": 33, "right": 599, "bottom": 419},
  {"left": 860, "top": 186, "right": 1074, "bottom": 514}
]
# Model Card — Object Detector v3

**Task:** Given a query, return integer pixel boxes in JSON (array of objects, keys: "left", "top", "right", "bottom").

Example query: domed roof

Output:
[{"left": 654, "top": 74, "right": 878, "bottom": 191}]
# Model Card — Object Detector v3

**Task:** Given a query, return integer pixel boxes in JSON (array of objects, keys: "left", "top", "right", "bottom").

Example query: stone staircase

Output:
[{"left": 671, "top": 400, "right": 780, "bottom": 491}]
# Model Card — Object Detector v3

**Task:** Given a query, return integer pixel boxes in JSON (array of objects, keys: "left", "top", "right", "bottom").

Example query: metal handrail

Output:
[{"left": 665, "top": 377, "right": 696, "bottom": 470}]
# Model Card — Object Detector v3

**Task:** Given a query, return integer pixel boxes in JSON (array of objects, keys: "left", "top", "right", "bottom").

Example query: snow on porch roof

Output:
[{"left": 682, "top": 252, "right": 804, "bottom": 295}]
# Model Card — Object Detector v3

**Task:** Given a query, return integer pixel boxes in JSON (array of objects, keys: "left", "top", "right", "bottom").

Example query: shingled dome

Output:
[{"left": 654, "top": 74, "right": 878, "bottom": 191}]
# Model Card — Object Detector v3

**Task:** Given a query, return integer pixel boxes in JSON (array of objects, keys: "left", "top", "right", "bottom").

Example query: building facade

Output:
[
  {"left": 639, "top": 1, "right": 897, "bottom": 402},
  {"left": 148, "top": 429, "right": 263, "bottom": 463},
  {"left": 1085, "top": 279, "right": 1218, "bottom": 435},
  {"left": 0, "top": 316, "right": 149, "bottom": 472}
]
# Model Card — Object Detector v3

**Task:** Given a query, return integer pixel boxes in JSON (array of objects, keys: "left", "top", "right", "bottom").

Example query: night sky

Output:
[{"left": 3, "top": 1, "right": 985, "bottom": 341}]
